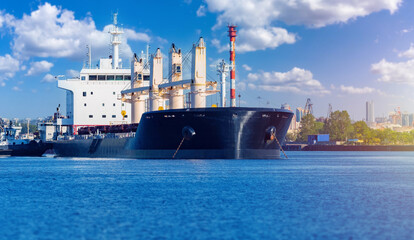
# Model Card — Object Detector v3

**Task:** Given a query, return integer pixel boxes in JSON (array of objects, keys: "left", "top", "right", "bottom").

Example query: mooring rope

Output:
[
  {"left": 275, "top": 135, "right": 288, "bottom": 159},
  {"left": 172, "top": 137, "right": 185, "bottom": 159}
]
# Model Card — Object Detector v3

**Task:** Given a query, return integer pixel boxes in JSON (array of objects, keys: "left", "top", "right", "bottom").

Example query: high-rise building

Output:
[
  {"left": 366, "top": 101, "right": 374, "bottom": 123},
  {"left": 296, "top": 107, "right": 305, "bottom": 122},
  {"left": 402, "top": 113, "right": 410, "bottom": 127}
]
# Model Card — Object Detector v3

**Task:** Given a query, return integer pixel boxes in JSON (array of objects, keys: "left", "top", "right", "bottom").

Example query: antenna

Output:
[
  {"left": 86, "top": 45, "right": 92, "bottom": 69},
  {"left": 217, "top": 59, "right": 229, "bottom": 107},
  {"left": 109, "top": 12, "right": 123, "bottom": 69}
]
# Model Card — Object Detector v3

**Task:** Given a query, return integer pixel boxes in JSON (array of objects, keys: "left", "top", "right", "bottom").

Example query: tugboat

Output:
[
  {"left": 0, "top": 121, "right": 52, "bottom": 157},
  {"left": 52, "top": 22, "right": 294, "bottom": 159}
]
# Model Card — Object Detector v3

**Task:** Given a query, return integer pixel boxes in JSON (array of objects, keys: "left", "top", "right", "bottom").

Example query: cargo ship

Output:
[{"left": 52, "top": 17, "right": 293, "bottom": 159}]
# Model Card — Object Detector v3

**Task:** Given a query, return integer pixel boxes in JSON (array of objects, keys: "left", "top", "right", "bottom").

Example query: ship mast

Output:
[
  {"left": 109, "top": 13, "right": 123, "bottom": 69},
  {"left": 217, "top": 60, "right": 229, "bottom": 107}
]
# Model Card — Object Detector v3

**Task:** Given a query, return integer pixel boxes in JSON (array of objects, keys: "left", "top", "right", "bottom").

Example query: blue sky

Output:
[{"left": 0, "top": 0, "right": 413, "bottom": 120}]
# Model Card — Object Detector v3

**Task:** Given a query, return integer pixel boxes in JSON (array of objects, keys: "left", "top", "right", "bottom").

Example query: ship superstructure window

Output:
[
  {"left": 144, "top": 75, "right": 150, "bottom": 81},
  {"left": 112, "top": 115, "right": 116, "bottom": 118},
  {"left": 137, "top": 74, "right": 142, "bottom": 80},
  {"left": 84, "top": 103, "right": 87, "bottom": 106},
  {"left": 91, "top": 92, "right": 93, "bottom": 95},
  {"left": 113, "top": 103, "right": 115, "bottom": 106},
  {"left": 89, "top": 75, "right": 97, "bottom": 80},
  {"left": 124, "top": 75, "right": 131, "bottom": 80},
  {"left": 102, "top": 103, "right": 105, "bottom": 106},
  {"left": 98, "top": 75, "right": 105, "bottom": 80},
  {"left": 113, "top": 92, "right": 115, "bottom": 95},
  {"left": 83, "top": 92, "right": 86, "bottom": 97},
  {"left": 102, "top": 115, "right": 106, "bottom": 118},
  {"left": 81, "top": 76, "right": 86, "bottom": 80},
  {"left": 116, "top": 75, "right": 123, "bottom": 80},
  {"left": 89, "top": 115, "right": 93, "bottom": 118},
  {"left": 107, "top": 75, "right": 115, "bottom": 80}
]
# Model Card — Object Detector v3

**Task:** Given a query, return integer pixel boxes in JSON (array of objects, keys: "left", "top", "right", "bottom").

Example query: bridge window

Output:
[
  {"left": 89, "top": 75, "right": 97, "bottom": 80},
  {"left": 102, "top": 115, "right": 106, "bottom": 118},
  {"left": 124, "top": 75, "right": 131, "bottom": 80},
  {"left": 116, "top": 75, "right": 123, "bottom": 80},
  {"left": 89, "top": 115, "right": 93, "bottom": 118},
  {"left": 107, "top": 75, "right": 115, "bottom": 80},
  {"left": 81, "top": 76, "right": 86, "bottom": 80},
  {"left": 144, "top": 75, "right": 150, "bottom": 81},
  {"left": 112, "top": 115, "right": 116, "bottom": 118},
  {"left": 98, "top": 75, "right": 105, "bottom": 80}
]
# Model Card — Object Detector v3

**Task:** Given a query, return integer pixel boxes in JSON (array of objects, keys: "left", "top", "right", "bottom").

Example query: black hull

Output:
[
  {"left": 53, "top": 107, "right": 293, "bottom": 159},
  {"left": 1, "top": 141, "right": 53, "bottom": 157}
]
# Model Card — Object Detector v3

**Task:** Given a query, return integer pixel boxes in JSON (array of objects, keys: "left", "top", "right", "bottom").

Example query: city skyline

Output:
[{"left": 0, "top": 0, "right": 414, "bottom": 120}]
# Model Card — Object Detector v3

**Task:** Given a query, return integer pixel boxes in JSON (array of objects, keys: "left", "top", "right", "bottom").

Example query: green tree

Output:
[
  {"left": 298, "top": 114, "right": 319, "bottom": 142},
  {"left": 352, "top": 121, "right": 371, "bottom": 143},
  {"left": 314, "top": 121, "right": 324, "bottom": 133},
  {"left": 285, "top": 132, "right": 297, "bottom": 142},
  {"left": 323, "top": 110, "right": 353, "bottom": 141}
]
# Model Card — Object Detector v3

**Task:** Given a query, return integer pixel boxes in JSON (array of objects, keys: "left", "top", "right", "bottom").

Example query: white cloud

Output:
[
  {"left": 207, "top": 0, "right": 401, "bottom": 28},
  {"left": 0, "top": 54, "right": 20, "bottom": 85},
  {"left": 371, "top": 44, "right": 414, "bottom": 84},
  {"left": 1, "top": 82, "right": 5, "bottom": 87},
  {"left": 3, "top": 3, "right": 150, "bottom": 61},
  {"left": 66, "top": 69, "right": 79, "bottom": 77},
  {"left": 12, "top": 86, "right": 21, "bottom": 91},
  {"left": 124, "top": 29, "right": 150, "bottom": 42},
  {"left": 246, "top": 67, "right": 329, "bottom": 95},
  {"left": 42, "top": 73, "right": 56, "bottom": 83},
  {"left": 197, "top": 5, "right": 207, "bottom": 17},
  {"left": 371, "top": 59, "right": 414, "bottom": 84},
  {"left": 205, "top": 0, "right": 401, "bottom": 52},
  {"left": 398, "top": 43, "right": 414, "bottom": 59},
  {"left": 237, "top": 81, "right": 246, "bottom": 91},
  {"left": 339, "top": 85, "right": 376, "bottom": 94},
  {"left": 25, "top": 60, "right": 53, "bottom": 76},
  {"left": 242, "top": 64, "right": 252, "bottom": 71},
  {"left": 211, "top": 38, "right": 227, "bottom": 52},
  {"left": 401, "top": 28, "right": 413, "bottom": 34},
  {"left": 239, "top": 27, "right": 296, "bottom": 52}
]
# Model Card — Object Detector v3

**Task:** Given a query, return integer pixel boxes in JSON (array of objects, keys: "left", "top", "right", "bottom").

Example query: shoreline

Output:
[{"left": 284, "top": 144, "right": 414, "bottom": 151}]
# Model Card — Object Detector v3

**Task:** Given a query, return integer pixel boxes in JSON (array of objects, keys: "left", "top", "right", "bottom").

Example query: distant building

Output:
[
  {"left": 296, "top": 107, "right": 305, "bottom": 122},
  {"left": 402, "top": 113, "right": 410, "bottom": 127},
  {"left": 375, "top": 117, "right": 387, "bottom": 124},
  {"left": 366, "top": 101, "right": 374, "bottom": 123}
]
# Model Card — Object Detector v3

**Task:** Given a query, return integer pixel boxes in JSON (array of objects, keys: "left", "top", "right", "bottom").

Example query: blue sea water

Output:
[{"left": 0, "top": 152, "right": 413, "bottom": 240}]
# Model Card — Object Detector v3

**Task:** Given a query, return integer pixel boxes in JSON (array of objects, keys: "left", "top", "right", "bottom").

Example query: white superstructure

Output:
[{"left": 57, "top": 14, "right": 143, "bottom": 135}]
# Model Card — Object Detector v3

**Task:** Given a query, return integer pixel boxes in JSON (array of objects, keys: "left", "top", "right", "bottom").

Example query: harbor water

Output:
[{"left": 0, "top": 152, "right": 413, "bottom": 239}]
